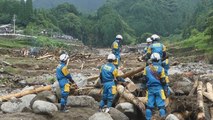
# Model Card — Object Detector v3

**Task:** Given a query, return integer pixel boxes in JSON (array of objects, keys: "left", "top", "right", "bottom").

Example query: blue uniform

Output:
[
  {"left": 100, "top": 63, "right": 118, "bottom": 109},
  {"left": 112, "top": 40, "right": 121, "bottom": 68},
  {"left": 162, "top": 58, "right": 170, "bottom": 95},
  {"left": 143, "top": 62, "right": 166, "bottom": 120},
  {"left": 56, "top": 62, "right": 72, "bottom": 107},
  {"left": 147, "top": 42, "right": 166, "bottom": 59}
]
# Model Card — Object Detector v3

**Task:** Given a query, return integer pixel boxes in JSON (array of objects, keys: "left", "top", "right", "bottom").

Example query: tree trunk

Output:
[
  {"left": 210, "top": 107, "right": 213, "bottom": 120},
  {"left": 117, "top": 84, "right": 145, "bottom": 114},
  {"left": 0, "top": 85, "right": 51, "bottom": 101},
  {"left": 197, "top": 81, "right": 205, "bottom": 120},
  {"left": 188, "top": 78, "right": 198, "bottom": 96}
]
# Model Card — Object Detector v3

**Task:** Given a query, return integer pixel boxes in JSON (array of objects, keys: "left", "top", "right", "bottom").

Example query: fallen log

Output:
[
  {"left": 210, "top": 107, "right": 213, "bottom": 120},
  {"left": 188, "top": 78, "right": 198, "bottom": 96},
  {"left": 117, "top": 84, "right": 145, "bottom": 113},
  {"left": 203, "top": 82, "right": 213, "bottom": 102},
  {"left": 0, "top": 85, "right": 51, "bottom": 101},
  {"left": 36, "top": 54, "right": 53, "bottom": 60},
  {"left": 87, "top": 66, "right": 145, "bottom": 82},
  {"left": 197, "top": 81, "right": 205, "bottom": 120},
  {"left": 119, "top": 66, "right": 145, "bottom": 79}
]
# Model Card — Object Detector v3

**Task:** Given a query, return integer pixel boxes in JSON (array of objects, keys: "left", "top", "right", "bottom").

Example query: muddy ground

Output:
[{"left": 0, "top": 46, "right": 213, "bottom": 120}]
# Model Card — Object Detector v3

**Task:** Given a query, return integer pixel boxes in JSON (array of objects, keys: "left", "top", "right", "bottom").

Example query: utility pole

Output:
[{"left": 13, "top": 14, "right": 16, "bottom": 34}]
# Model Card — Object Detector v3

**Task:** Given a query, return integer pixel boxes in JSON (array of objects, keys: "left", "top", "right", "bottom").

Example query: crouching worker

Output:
[
  {"left": 99, "top": 53, "right": 126, "bottom": 113},
  {"left": 56, "top": 53, "right": 75, "bottom": 112},
  {"left": 143, "top": 53, "right": 167, "bottom": 120}
]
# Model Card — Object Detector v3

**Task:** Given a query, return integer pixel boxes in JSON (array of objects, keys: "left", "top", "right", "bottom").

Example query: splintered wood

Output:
[{"left": 203, "top": 82, "right": 213, "bottom": 102}]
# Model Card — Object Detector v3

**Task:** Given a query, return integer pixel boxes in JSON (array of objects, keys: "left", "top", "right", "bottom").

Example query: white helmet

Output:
[
  {"left": 60, "top": 54, "right": 69, "bottom": 62},
  {"left": 116, "top": 34, "right": 123, "bottom": 40},
  {"left": 151, "top": 53, "right": 161, "bottom": 61},
  {"left": 146, "top": 38, "right": 152, "bottom": 43},
  {"left": 151, "top": 34, "right": 160, "bottom": 41},
  {"left": 107, "top": 53, "right": 116, "bottom": 60}
]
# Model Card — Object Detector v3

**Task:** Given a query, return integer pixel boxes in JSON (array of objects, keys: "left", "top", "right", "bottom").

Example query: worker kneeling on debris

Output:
[
  {"left": 99, "top": 53, "right": 126, "bottom": 113},
  {"left": 56, "top": 53, "right": 75, "bottom": 112},
  {"left": 143, "top": 53, "right": 167, "bottom": 120}
]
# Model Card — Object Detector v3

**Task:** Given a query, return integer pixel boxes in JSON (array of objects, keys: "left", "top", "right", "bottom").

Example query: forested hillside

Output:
[
  {"left": 33, "top": 0, "right": 106, "bottom": 13},
  {"left": 0, "top": 0, "right": 212, "bottom": 50}
]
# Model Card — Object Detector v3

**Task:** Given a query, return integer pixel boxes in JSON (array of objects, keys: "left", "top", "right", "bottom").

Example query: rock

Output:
[
  {"left": 89, "top": 112, "right": 113, "bottom": 120},
  {"left": 18, "top": 80, "right": 27, "bottom": 86},
  {"left": 21, "top": 86, "right": 35, "bottom": 92},
  {"left": 72, "top": 73, "right": 87, "bottom": 88},
  {"left": 30, "top": 91, "right": 55, "bottom": 109},
  {"left": 9, "top": 97, "right": 19, "bottom": 102},
  {"left": 165, "top": 114, "right": 180, "bottom": 120},
  {"left": 115, "top": 102, "right": 135, "bottom": 113},
  {"left": 115, "top": 102, "right": 136, "bottom": 119},
  {"left": 20, "top": 94, "right": 36, "bottom": 109},
  {"left": 67, "top": 96, "right": 98, "bottom": 108},
  {"left": 11, "top": 89, "right": 21, "bottom": 94},
  {"left": 32, "top": 100, "right": 58, "bottom": 114},
  {"left": 1, "top": 101, "right": 23, "bottom": 113},
  {"left": 108, "top": 107, "right": 129, "bottom": 120},
  {"left": 175, "top": 89, "right": 185, "bottom": 95},
  {"left": 1, "top": 94, "right": 36, "bottom": 113},
  {"left": 46, "top": 94, "right": 58, "bottom": 103}
]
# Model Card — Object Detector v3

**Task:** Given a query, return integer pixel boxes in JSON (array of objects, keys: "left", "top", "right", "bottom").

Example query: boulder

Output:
[
  {"left": 20, "top": 94, "right": 36, "bottom": 109},
  {"left": 32, "top": 100, "right": 58, "bottom": 114},
  {"left": 115, "top": 102, "right": 137, "bottom": 119},
  {"left": 67, "top": 96, "right": 98, "bottom": 108},
  {"left": 1, "top": 94, "right": 36, "bottom": 113},
  {"left": 108, "top": 107, "right": 129, "bottom": 120},
  {"left": 89, "top": 112, "right": 113, "bottom": 120},
  {"left": 30, "top": 91, "right": 55, "bottom": 109},
  {"left": 165, "top": 114, "right": 179, "bottom": 120},
  {"left": 46, "top": 94, "right": 58, "bottom": 103}
]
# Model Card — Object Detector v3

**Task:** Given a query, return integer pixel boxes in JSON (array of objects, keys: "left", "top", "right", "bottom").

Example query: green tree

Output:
[{"left": 59, "top": 13, "right": 82, "bottom": 38}]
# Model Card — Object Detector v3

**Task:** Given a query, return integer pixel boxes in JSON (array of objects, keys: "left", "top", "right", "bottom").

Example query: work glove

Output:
[
  {"left": 69, "top": 78, "right": 75, "bottom": 84},
  {"left": 70, "top": 83, "right": 78, "bottom": 89}
]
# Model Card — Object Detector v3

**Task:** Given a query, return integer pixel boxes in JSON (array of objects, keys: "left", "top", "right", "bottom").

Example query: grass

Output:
[
  {"left": 0, "top": 36, "right": 69, "bottom": 49},
  {"left": 178, "top": 32, "right": 213, "bottom": 53},
  {"left": 0, "top": 38, "right": 33, "bottom": 48}
]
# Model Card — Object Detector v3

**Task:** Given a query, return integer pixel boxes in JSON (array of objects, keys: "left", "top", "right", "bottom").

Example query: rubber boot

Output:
[{"left": 60, "top": 105, "right": 69, "bottom": 113}]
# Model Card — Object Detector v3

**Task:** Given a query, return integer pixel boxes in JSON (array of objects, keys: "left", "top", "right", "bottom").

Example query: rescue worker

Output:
[
  {"left": 146, "top": 34, "right": 166, "bottom": 61},
  {"left": 143, "top": 53, "right": 167, "bottom": 120},
  {"left": 143, "top": 37, "right": 152, "bottom": 55},
  {"left": 99, "top": 53, "right": 126, "bottom": 113},
  {"left": 112, "top": 34, "right": 123, "bottom": 68},
  {"left": 142, "top": 37, "right": 153, "bottom": 66},
  {"left": 56, "top": 53, "right": 75, "bottom": 112},
  {"left": 161, "top": 55, "right": 170, "bottom": 96}
]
